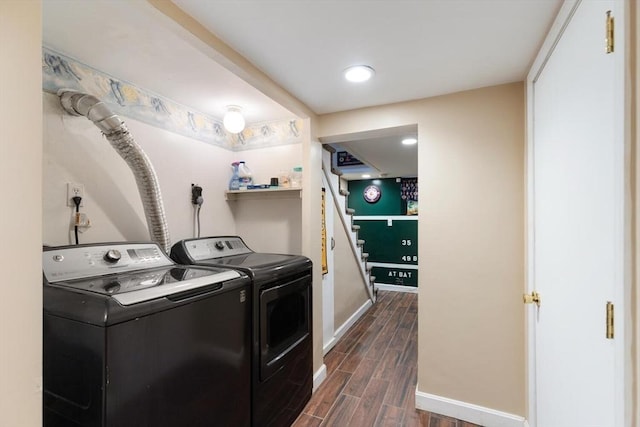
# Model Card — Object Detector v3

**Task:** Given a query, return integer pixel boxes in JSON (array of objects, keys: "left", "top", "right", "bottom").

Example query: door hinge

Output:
[
  {"left": 606, "top": 10, "right": 614, "bottom": 54},
  {"left": 606, "top": 301, "right": 614, "bottom": 339}
]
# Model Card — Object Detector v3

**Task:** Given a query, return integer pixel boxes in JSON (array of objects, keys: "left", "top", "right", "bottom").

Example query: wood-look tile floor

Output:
[{"left": 292, "top": 291, "right": 482, "bottom": 427}]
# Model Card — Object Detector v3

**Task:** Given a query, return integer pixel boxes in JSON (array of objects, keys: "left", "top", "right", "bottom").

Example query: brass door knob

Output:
[{"left": 523, "top": 291, "right": 541, "bottom": 307}]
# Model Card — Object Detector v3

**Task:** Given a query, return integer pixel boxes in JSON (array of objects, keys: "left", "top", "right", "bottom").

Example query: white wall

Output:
[
  {"left": 226, "top": 144, "right": 303, "bottom": 254},
  {"left": 332, "top": 201, "right": 370, "bottom": 328},
  {"left": 0, "top": 2, "right": 42, "bottom": 426},
  {"left": 232, "top": 144, "right": 303, "bottom": 186},
  {"left": 44, "top": 92, "right": 238, "bottom": 248},
  {"left": 44, "top": 91, "right": 305, "bottom": 254}
]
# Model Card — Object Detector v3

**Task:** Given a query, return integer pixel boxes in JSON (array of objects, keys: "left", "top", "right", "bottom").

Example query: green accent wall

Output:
[
  {"left": 349, "top": 178, "right": 419, "bottom": 288},
  {"left": 354, "top": 219, "right": 417, "bottom": 264},
  {"left": 348, "top": 178, "right": 405, "bottom": 215}
]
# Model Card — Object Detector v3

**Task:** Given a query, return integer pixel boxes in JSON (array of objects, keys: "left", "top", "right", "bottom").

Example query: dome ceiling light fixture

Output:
[
  {"left": 343, "top": 65, "right": 375, "bottom": 83},
  {"left": 402, "top": 137, "right": 418, "bottom": 145},
  {"left": 223, "top": 105, "right": 246, "bottom": 134}
]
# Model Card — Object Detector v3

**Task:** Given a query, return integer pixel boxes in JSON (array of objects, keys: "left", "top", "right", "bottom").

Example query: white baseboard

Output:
[
  {"left": 415, "top": 389, "right": 526, "bottom": 427},
  {"left": 322, "top": 336, "right": 338, "bottom": 355},
  {"left": 375, "top": 283, "right": 418, "bottom": 293},
  {"left": 323, "top": 299, "right": 372, "bottom": 355},
  {"left": 313, "top": 364, "right": 327, "bottom": 392}
]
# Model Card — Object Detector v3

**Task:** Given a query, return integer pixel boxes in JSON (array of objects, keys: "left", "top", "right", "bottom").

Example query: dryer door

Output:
[{"left": 259, "top": 274, "right": 311, "bottom": 381}]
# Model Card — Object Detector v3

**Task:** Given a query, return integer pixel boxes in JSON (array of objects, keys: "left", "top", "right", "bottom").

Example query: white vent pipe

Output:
[{"left": 58, "top": 90, "right": 171, "bottom": 252}]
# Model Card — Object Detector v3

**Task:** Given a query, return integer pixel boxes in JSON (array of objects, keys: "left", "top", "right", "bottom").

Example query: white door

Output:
[{"left": 528, "top": 1, "right": 626, "bottom": 426}]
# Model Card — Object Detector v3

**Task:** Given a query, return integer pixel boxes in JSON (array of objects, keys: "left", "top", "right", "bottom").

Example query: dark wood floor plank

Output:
[
  {"left": 372, "top": 348, "right": 403, "bottom": 381},
  {"left": 303, "top": 370, "right": 352, "bottom": 418},
  {"left": 374, "top": 404, "right": 406, "bottom": 427},
  {"left": 342, "top": 357, "right": 380, "bottom": 398},
  {"left": 387, "top": 324, "right": 413, "bottom": 355},
  {"left": 347, "top": 378, "right": 390, "bottom": 427},
  {"left": 331, "top": 309, "right": 378, "bottom": 354},
  {"left": 339, "top": 347, "right": 365, "bottom": 373},
  {"left": 400, "top": 334, "right": 418, "bottom": 366},
  {"left": 332, "top": 316, "right": 371, "bottom": 354},
  {"left": 374, "top": 292, "right": 403, "bottom": 322},
  {"left": 388, "top": 310, "right": 415, "bottom": 352},
  {"left": 367, "top": 291, "right": 393, "bottom": 317},
  {"left": 396, "top": 292, "right": 413, "bottom": 310},
  {"left": 298, "top": 291, "right": 478, "bottom": 427},
  {"left": 323, "top": 349, "right": 347, "bottom": 376},
  {"left": 344, "top": 326, "right": 379, "bottom": 359},
  {"left": 407, "top": 293, "right": 418, "bottom": 314},
  {"left": 319, "top": 393, "right": 360, "bottom": 426},
  {"left": 365, "top": 309, "right": 403, "bottom": 360},
  {"left": 291, "top": 413, "right": 323, "bottom": 427},
  {"left": 403, "top": 408, "right": 431, "bottom": 427},
  {"left": 383, "top": 364, "right": 416, "bottom": 408},
  {"left": 330, "top": 334, "right": 356, "bottom": 355},
  {"left": 428, "top": 413, "right": 458, "bottom": 427}
]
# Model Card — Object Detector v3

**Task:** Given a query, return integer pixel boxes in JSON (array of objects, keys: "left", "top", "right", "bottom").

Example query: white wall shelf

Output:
[{"left": 224, "top": 187, "right": 302, "bottom": 201}]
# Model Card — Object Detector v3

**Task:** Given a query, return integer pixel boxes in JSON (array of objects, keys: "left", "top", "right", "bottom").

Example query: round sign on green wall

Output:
[{"left": 363, "top": 185, "right": 381, "bottom": 203}]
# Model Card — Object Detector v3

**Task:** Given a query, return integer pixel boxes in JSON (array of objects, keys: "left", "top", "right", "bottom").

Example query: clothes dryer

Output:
[{"left": 171, "top": 236, "right": 312, "bottom": 427}]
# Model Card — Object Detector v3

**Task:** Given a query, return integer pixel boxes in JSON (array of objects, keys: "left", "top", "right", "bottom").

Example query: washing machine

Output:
[
  {"left": 171, "top": 236, "right": 313, "bottom": 427},
  {"left": 43, "top": 241, "right": 252, "bottom": 427}
]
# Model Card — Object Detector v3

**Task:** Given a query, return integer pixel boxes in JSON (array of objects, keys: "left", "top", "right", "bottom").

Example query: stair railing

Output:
[{"left": 322, "top": 152, "right": 376, "bottom": 303}]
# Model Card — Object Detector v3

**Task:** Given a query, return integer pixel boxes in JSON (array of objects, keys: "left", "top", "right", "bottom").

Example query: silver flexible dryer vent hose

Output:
[{"left": 58, "top": 90, "right": 171, "bottom": 252}]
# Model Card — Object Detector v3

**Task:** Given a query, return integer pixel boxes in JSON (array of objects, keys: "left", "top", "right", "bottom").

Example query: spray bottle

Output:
[{"left": 229, "top": 162, "right": 241, "bottom": 190}]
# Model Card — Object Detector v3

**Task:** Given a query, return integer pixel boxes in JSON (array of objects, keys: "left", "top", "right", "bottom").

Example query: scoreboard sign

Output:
[
  {"left": 371, "top": 266, "right": 418, "bottom": 287},
  {"left": 353, "top": 219, "right": 417, "bottom": 265}
]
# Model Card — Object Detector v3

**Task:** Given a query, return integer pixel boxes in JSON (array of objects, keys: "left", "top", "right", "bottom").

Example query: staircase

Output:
[{"left": 322, "top": 145, "right": 377, "bottom": 303}]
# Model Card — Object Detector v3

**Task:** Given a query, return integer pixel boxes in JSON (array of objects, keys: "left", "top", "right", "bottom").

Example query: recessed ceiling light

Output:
[
  {"left": 344, "top": 65, "right": 375, "bottom": 83},
  {"left": 362, "top": 174, "right": 371, "bottom": 178},
  {"left": 402, "top": 137, "right": 417, "bottom": 145}
]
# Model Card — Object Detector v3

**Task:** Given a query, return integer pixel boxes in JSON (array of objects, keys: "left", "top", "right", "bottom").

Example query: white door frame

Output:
[
  {"left": 321, "top": 173, "right": 336, "bottom": 353},
  {"left": 525, "top": 0, "right": 632, "bottom": 425}
]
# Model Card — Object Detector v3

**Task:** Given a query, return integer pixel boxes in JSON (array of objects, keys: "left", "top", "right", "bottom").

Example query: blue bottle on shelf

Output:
[
  {"left": 229, "top": 162, "right": 241, "bottom": 190},
  {"left": 237, "top": 161, "right": 253, "bottom": 188}
]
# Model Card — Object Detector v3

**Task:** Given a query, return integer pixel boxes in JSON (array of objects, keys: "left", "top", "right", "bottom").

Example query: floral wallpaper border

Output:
[{"left": 42, "top": 47, "right": 303, "bottom": 151}]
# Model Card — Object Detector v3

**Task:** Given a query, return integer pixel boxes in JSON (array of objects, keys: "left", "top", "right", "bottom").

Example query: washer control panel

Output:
[
  {"left": 182, "top": 236, "right": 252, "bottom": 261},
  {"left": 43, "top": 242, "right": 173, "bottom": 282}
]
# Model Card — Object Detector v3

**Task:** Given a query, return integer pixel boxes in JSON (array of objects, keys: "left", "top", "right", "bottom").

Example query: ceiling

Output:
[{"left": 42, "top": 0, "right": 562, "bottom": 180}]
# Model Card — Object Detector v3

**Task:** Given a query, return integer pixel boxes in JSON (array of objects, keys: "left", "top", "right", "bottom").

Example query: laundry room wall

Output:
[
  {"left": 332, "top": 201, "right": 371, "bottom": 329},
  {"left": 0, "top": 2, "right": 42, "bottom": 426},
  {"left": 43, "top": 92, "right": 238, "bottom": 248},
  {"left": 42, "top": 46, "right": 306, "bottom": 255},
  {"left": 228, "top": 144, "right": 304, "bottom": 254},
  {"left": 317, "top": 82, "right": 526, "bottom": 419}
]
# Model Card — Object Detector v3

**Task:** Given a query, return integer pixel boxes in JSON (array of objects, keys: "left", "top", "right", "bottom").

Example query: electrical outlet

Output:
[
  {"left": 67, "top": 183, "right": 84, "bottom": 207},
  {"left": 191, "top": 184, "right": 203, "bottom": 205}
]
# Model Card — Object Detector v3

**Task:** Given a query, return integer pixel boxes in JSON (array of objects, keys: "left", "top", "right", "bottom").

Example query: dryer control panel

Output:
[{"left": 179, "top": 236, "right": 252, "bottom": 261}]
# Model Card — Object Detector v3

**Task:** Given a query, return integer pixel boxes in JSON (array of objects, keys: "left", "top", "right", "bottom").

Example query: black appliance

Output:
[
  {"left": 171, "top": 236, "right": 313, "bottom": 427},
  {"left": 43, "top": 242, "right": 252, "bottom": 427}
]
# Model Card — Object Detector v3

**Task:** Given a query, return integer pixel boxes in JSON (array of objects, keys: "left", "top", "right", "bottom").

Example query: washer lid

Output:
[
  {"left": 43, "top": 242, "right": 242, "bottom": 305},
  {"left": 49, "top": 266, "right": 241, "bottom": 305}
]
